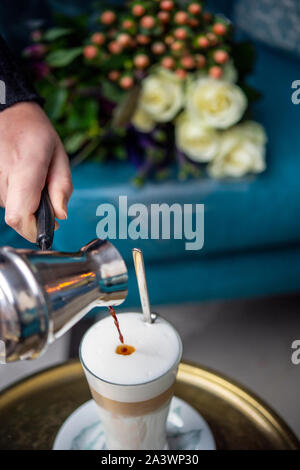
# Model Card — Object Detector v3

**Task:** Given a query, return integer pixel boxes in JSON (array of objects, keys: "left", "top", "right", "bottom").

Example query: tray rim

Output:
[
  {"left": 179, "top": 360, "right": 300, "bottom": 450},
  {"left": 0, "top": 359, "right": 299, "bottom": 450}
]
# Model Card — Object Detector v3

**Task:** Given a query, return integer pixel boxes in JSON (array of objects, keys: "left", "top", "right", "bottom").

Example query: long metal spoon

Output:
[{"left": 132, "top": 248, "right": 155, "bottom": 324}]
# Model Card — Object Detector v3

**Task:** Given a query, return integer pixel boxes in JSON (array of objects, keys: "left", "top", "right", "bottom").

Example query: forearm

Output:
[{"left": 0, "top": 35, "right": 43, "bottom": 111}]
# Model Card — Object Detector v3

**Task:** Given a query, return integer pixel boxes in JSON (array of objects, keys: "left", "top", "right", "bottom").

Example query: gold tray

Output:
[{"left": 0, "top": 360, "right": 299, "bottom": 450}]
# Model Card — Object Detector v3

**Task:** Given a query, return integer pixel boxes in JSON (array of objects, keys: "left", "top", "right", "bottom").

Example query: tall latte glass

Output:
[{"left": 80, "top": 312, "right": 182, "bottom": 450}]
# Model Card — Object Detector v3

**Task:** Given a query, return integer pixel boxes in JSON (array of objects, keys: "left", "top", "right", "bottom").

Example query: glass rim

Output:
[{"left": 79, "top": 311, "right": 183, "bottom": 387}]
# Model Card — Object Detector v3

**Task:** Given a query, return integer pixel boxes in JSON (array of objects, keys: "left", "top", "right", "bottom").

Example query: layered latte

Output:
[{"left": 80, "top": 312, "right": 182, "bottom": 450}]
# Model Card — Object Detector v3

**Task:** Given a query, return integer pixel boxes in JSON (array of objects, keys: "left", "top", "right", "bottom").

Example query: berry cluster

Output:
[{"left": 83, "top": 0, "right": 231, "bottom": 89}]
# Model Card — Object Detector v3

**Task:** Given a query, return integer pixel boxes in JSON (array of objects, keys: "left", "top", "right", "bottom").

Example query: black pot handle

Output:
[{"left": 35, "top": 187, "right": 55, "bottom": 250}]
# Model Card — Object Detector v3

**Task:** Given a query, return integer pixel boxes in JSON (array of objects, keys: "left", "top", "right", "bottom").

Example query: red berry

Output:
[
  {"left": 214, "top": 50, "right": 229, "bottom": 64},
  {"left": 134, "top": 54, "right": 150, "bottom": 69},
  {"left": 213, "top": 23, "right": 227, "bottom": 35},
  {"left": 181, "top": 55, "right": 195, "bottom": 69},
  {"left": 123, "top": 19, "right": 134, "bottom": 29},
  {"left": 161, "top": 56, "right": 175, "bottom": 69},
  {"left": 171, "top": 41, "right": 184, "bottom": 51},
  {"left": 165, "top": 35, "right": 174, "bottom": 45},
  {"left": 175, "top": 69, "right": 187, "bottom": 79},
  {"left": 109, "top": 70, "right": 120, "bottom": 81},
  {"left": 107, "top": 28, "right": 117, "bottom": 39},
  {"left": 137, "top": 34, "right": 150, "bottom": 45},
  {"left": 174, "top": 27, "right": 187, "bottom": 40},
  {"left": 203, "top": 12, "right": 212, "bottom": 23},
  {"left": 120, "top": 76, "right": 134, "bottom": 89},
  {"left": 132, "top": 4, "right": 145, "bottom": 16},
  {"left": 152, "top": 42, "right": 166, "bottom": 54},
  {"left": 174, "top": 11, "right": 188, "bottom": 24},
  {"left": 117, "top": 33, "right": 131, "bottom": 47},
  {"left": 160, "top": 0, "right": 174, "bottom": 11},
  {"left": 188, "top": 3, "right": 202, "bottom": 15},
  {"left": 195, "top": 53, "right": 206, "bottom": 68},
  {"left": 91, "top": 32, "right": 105, "bottom": 45},
  {"left": 100, "top": 11, "right": 116, "bottom": 25},
  {"left": 158, "top": 11, "right": 170, "bottom": 23},
  {"left": 83, "top": 45, "right": 98, "bottom": 59},
  {"left": 209, "top": 66, "right": 223, "bottom": 79},
  {"left": 207, "top": 32, "right": 218, "bottom": 46},
  {"left": 108, "top": 41, "right": 122, "bottom": 54},
  {"left": 140, "top": 16, "right": 156, "bottom": 29},
  {"left": 189, "top": 18, "right": 199, "bottom": 27},
  {"left": 197, "top": 36, "right": 209, "bottom": 48}
]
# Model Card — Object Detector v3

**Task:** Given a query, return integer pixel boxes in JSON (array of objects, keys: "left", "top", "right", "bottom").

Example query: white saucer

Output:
[{"left": 53, "top": 396, "right": 216, "bottom": 450}]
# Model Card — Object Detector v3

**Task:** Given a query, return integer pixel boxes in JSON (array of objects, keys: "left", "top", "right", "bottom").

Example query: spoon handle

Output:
[{"left": 132, "top": 248, "right": 153, "bottom": 324}]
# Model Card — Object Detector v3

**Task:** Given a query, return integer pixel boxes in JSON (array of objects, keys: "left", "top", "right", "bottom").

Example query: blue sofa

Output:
[{"left": 1, "top": 1, "right": 300, "bottom": 308}]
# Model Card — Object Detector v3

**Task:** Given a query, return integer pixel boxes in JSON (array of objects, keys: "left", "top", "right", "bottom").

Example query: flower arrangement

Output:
[{"left": 24, "top": 0, "right": 267, "bottom": 184}]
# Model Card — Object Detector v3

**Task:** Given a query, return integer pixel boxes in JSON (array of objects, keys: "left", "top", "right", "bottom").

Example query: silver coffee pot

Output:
[{"left": 0, "top": 239, "right": 128, "bottom": 363}]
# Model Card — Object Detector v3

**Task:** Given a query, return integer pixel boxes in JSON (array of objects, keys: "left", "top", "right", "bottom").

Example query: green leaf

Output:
[
  {"left": 101, "top": 54, "right": 126, "bottom": 71},
  {"left": 66, "top": 98, "right": 99, "bottom": 132},
  {"left": 46, "top": 47, "right": 83, "bottom": 67},
  {"left": 45, "top": 87, "right": 68, "bottom": 120},
  {"left": 114, "top": 146, "right": 127, "bottom": 160},
  {"left": 43, "top": 27, "right": 73, "bottom": 41},
  {"left": 64, "top": 132, "right": 87, "bottom": 154},
  {"left": 101, "top": 80, "right": 124, "bottom": 104}
]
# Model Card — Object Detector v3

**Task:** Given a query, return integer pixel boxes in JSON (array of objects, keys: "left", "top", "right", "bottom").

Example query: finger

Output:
[
  {"left": 5, "top": 157, "right": 49, "bottom": 242},
  {"left": 47, "top": 143, "right": 73, "bottom": 220},
  {"left": 0, "top": 170, "right": 8, "bottom": 207}
]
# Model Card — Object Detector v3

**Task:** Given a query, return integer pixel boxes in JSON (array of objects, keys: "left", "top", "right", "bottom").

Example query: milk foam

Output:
[{"left": 80, "top": 313, "right": 181, "bottom": 385}]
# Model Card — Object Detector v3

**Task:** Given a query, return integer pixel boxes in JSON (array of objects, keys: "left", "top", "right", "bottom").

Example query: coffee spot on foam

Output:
[{"left": 115, "top": 344, "right": 136, "bottom": 356}]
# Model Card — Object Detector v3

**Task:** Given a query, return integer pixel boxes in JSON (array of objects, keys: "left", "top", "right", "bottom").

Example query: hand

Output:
[{"left": 0, "top": 101, "right": 73, "bottom": 242}]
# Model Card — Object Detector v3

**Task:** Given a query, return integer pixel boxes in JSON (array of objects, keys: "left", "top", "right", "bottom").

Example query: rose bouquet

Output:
[{"left": 24, "top": 0, "right": 267, "bottom": 184}]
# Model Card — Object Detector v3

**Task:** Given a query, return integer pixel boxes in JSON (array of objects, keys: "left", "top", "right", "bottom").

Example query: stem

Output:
[
  {"left": 70, "top": 136, "right": 102, "bottom": 167},
  {"left": 175, "top": 147, "right": 187, "bottom": 169}
]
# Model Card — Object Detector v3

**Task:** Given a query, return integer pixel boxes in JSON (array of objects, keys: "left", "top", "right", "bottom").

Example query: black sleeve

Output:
[{"left": 0, "top": 35, "right": 44, "bottom": 111}]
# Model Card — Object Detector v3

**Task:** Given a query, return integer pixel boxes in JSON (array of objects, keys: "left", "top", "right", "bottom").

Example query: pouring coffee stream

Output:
[{"left": 107, "top": 248, "right": 155, "bottom": 355}]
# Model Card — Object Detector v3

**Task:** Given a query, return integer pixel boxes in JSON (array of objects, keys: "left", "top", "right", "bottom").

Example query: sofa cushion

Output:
[{"left": 234, "top": 0, "right": 300, "bottom": 59}]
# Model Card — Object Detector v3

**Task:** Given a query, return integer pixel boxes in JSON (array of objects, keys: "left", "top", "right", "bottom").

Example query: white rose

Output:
[
  {"left": 186, "top": 77, "right": 247, "bottom": 129},
  {"left": 132, "top": 107, "right": 155, "bottom": 132},
  {"left": 137, "top": 68, "right": 184, "bottom": 123},
  {"left": 208, "top": 121, "right": 267, "bottom": 178},
  {"left": 175, "top": 112, "right": 220, "bottom": 162}
]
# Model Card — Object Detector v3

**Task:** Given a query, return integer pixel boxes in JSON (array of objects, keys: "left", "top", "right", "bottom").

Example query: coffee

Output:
[
  {"left": 80, "top": 312, "right": 182, "bottom": 450},
  {"left": 108, "top": 306, "right": 124, "bottom": 344},
  {"left": 115, "top": 344, "right": 135, "bottom": 355}
]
